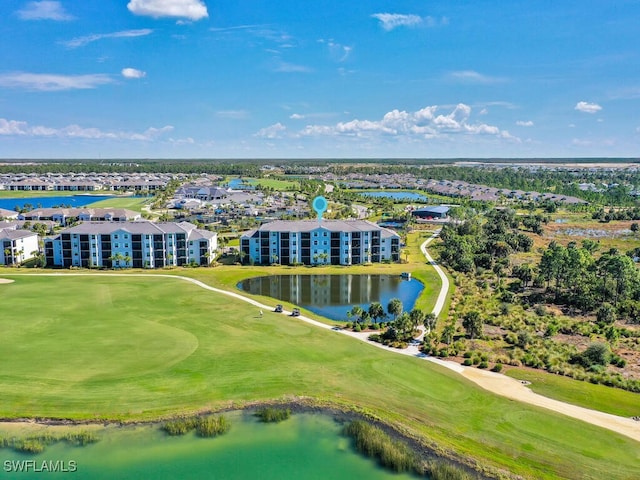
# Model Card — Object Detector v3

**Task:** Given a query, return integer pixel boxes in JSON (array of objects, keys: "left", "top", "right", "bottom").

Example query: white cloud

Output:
[
  {"left": 320, "top": 40, "right": 352, "bottom": 62},
  {"left": 516, "top": 120, "right": 534, "bottom": 127},
  {"left": 298, "top": 104, "right": 516, "bottom": 141},
  {"left": 371, "top": 13, "right": 446, "bottom": 31},
  {"left": 121, "top": 68, "right": 147, "bottom": 79},
  {"left": 0, "top": 119, "right": 29, "bottom": 135},
  {"left": 127, "top": 0, "right": 208, "bottom": 21},
  {"left": 290, "top": 113, "right": 305, "bottom": 120},
  {"left": 16, "top": 1, "right": 74, "bottom": 21},
  {"left": 274, "top": 62, "right": 313, "bottom": 73},
  {"left": 216, "top": 110, "right": 248, "bottom": 120},
  {"left": 255, "top": 123, "right": 287, "bottom": 139},
  {"left": 0, "top": 117, "right": 173, "bottom": 141},
  {"left": 575, "top": 101, "right": 602, "bottom": 113},
  {"left": 62, "top": 29, "right": 153, "bottom": 49},
  {"left": 449, "top": 70, "right": 506, "bottom": 84},
  {"left": 479, "top": 108, "right": 488, "bottom": 115},
  {"left": 0, "top": 72, "right": 114, "bottom": 91}
]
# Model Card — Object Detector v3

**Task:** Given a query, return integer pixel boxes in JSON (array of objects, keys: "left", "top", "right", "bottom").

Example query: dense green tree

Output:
[{"left": 462, "top": 311, "right": 483, "bottom": 340}]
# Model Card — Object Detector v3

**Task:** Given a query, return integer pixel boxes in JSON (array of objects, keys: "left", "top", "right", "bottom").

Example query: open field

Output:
[
  {"left": 87, "top": 196, "right": 153, "bottom": 212},
  {"left": 0, "top": 190, "right": 90, "bottom": 199},
  {"left": 506, "top": 368, "right": 640, "bottom": 418},
  {"left": 0, "top": 274, "right": 639, "bottom": 479}
]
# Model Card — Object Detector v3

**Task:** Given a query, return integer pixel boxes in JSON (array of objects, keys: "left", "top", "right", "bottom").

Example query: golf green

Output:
[{"left": 0, "top": 274, "right": 638, "bottom": 479}]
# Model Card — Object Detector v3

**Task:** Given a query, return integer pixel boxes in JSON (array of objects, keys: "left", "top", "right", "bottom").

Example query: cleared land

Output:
[{"left": 0, "top": 274, "right": 638, "bottom": 480}]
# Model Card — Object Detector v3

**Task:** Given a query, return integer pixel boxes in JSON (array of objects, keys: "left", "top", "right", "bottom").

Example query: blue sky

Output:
[{"left": 1, "top": 0, "right": 639, "bottom": 159}]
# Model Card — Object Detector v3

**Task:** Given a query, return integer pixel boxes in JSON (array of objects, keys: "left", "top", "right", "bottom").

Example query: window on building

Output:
[
  {"left": 313, "top": 240, "right": 318, "bottom": 246},
  {"left": 114, "top": 235, "right": 118, "bottom": 239}
]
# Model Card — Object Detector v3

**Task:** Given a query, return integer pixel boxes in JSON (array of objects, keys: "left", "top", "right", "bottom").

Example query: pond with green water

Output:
[{"left": 1, "top": 413, "right": 419, "bottom": 479}]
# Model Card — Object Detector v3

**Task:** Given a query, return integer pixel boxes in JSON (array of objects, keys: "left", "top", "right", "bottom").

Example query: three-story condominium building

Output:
[
  {"left": 45, "top": 221, "right": 217, "bottom": 268},
  {"left": 240, "top": 219, "right": 400, "bottom": 266},
  {"left": 0, "top": 227, "right": 39, "bottom": 265}
]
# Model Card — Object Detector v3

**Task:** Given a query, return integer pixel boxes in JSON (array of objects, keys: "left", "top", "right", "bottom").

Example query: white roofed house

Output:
[
  {"left": 0, "top": 228, "right": 40, "bottom": 266},
  {"left": 0, "top": 208, "right": 19, "bottom": 220},
  {"left": 22, "top": 207, "right": 141, "bottom": 226},
  {"left": 240, "top": 219, "right": 400, "bottom": 266},
  {"left": 44, "top": 221, "right": 217, "bottom": 269}
]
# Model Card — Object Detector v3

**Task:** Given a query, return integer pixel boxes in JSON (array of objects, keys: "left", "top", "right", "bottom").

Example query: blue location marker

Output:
[{"left": 312, "top": 196, "right": 328, "bottom": 223}]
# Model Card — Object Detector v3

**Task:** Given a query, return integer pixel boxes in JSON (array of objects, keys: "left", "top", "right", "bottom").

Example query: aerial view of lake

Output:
[
  {"left": 2, "top": 413, "right": 416, "bottom": 480},
  {"left": 238, "top": 274, "right": 424, "bottom": 321},
  {"left": 0, "top": 195, "right": 118, "bottom": 212},
  {"left": 358, "top": 191, "right": 428, "bottom": 202}
]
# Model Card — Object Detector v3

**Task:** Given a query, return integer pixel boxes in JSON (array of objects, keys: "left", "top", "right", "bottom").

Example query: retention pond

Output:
[{"left": 237, "top": 274, "right": 424, "bottom": 321}]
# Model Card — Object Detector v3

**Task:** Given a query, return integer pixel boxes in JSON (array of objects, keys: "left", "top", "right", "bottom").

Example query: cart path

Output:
[{"left": 2, "top": 269, "right": 639, "bottom": 443}]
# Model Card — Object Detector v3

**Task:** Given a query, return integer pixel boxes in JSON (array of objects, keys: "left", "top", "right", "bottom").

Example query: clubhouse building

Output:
[
  {"left": 240, "top": 219, "right": 400, "bottom": 266},
  {"left": 45, "top": 221, "right": 217, "bottom": 268}
]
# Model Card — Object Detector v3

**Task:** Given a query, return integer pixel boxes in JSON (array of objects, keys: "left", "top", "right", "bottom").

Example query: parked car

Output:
[
  {"left": 274, "top": 304, "right": 283, "bottom": 313},
  {"left": 291, "top": 308, "right": 300, "bottom": 317}
]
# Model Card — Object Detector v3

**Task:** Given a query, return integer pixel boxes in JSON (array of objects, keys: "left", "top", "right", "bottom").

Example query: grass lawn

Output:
[
  {"left": 506, "top": 368, "right": 640, "bottom": 418},
  {"left": 87, "top": 196, "right": 152, "bottom": 212},
  {"left": 0, "top": 274, "right": 638, "bottom": 479},
  {"left": 0, "top": 191, "right": 89, "bottom": 199}
]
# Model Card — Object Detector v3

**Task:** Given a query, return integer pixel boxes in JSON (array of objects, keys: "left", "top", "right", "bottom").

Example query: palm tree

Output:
[
  {"left": 123, "top": 255, "right": 132, "bottom": 268},
  {"left": 387, "top": 298, "right": 403, "bottom": 321}
]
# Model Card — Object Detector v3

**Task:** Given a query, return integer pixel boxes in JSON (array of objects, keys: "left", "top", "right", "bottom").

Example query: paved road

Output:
[{"left": 3, "top": 270, "right": 639, "bottom": 443}]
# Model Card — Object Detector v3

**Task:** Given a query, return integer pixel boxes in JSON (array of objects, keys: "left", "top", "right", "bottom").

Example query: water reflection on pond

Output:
[{"left": 238, "top": 274, "right": 424, "bottom": 321}]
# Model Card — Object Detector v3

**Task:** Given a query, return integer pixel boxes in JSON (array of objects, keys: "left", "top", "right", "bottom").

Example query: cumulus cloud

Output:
[
  {"left": 121, "top": 68, "right": 147, "bottom": 79},
  {"left": 449, "top": 70, "right": 506, "bottom": 84},
  {"left": 255, "top": 123, "right": 287, "bottom": 139},
  {"left": 298, "top": 104, "right": 516, "bottom": 141},
  {"left": 575, "top": 101, "right": 602, "bottom": 113},
  {"left": 16, "top": 1, "right": 74, "bottom": 21},
  {"left": 371, "top": 13, "right": 446, "bottom": 31},
  {"left": 0, "top": 72, "right": 114, "bottom": 91},
  {"left": 62, "top": 29, "right": 153, "bottom": 49},
  {"left": 127, "top": 0, "right": 208, "bottom": 21},
  {"left": 516, "top": 120, "right": 534, "bottom": 127},
  {"left": 0, "top": 117, "right": 173, "bottom": 141}
]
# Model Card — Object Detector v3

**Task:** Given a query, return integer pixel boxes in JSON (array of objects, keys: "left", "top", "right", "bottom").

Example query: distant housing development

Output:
[
  {"left": 22, "top": 208, "right": 141, "bottom": 226},
  {"left": 45, "top": 221, "right": 217, "bottom": 268},
  {"left": 241, "top": 219, "right": 400, "bottom": 266},
  {"left": 0, "top": 227, "right": 39, "bottom": 265}
]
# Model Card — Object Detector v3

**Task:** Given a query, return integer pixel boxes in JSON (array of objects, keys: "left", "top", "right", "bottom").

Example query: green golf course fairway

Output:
[{"left": 0, "top": 275, "right": 638, "bottom": 480}]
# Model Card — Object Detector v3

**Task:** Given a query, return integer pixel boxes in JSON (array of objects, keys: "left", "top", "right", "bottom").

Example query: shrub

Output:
[
  {"left": 162, "top": 418, "right": 197, "bottom": 436},
  {"left": 63, "top": 431, "right": 99, "bottom": 446},
  {"left": 491, "top": 363, "right": 503, "bottom": 373},
  {"left": 343, "top": 421, "right": 421, "bottom": 474},
  {"left": 478, "top": 361, "right": 489, "bottom": 369},
  {"left": 428, "top": 461, "right": 474, "bottom": 480},
  {"left": 462, "top": 359, "right": 473, "bottom": 366},
  {"left": 195, "top": 416, "right": 230, "bottom": 437},
  {"left": 255, "top": 407, "right": 291, "bottom": 423},
  {"left": 15, "top": 439, "right": 45, "bottom": 454},
  {"left": 534, "top": 304, "right": 547, "bottom": 316}
]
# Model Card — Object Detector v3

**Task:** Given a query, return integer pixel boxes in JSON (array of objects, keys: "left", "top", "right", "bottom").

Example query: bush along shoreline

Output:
[
  {"left": 253, "top": 407, "right": 291, "bottom": 423},
  {"left": 343, "top": 420, "right": 481, "bottom": 480},
  {"left": 161, "top": 415, "right": 230, "bottom": 437},
  {"left": 0, "top": 431, "right": 99, "bottom": 454}
]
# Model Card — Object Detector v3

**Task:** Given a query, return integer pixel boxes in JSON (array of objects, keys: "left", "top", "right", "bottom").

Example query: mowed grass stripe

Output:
[{"left": 0, "top": 275, "right": 638, "bottom": 479}]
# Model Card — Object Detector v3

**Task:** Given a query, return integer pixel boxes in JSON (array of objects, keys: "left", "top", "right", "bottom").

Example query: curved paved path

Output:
[{"left": 2, "top": 267, "right": 639, "bottom": 443}]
